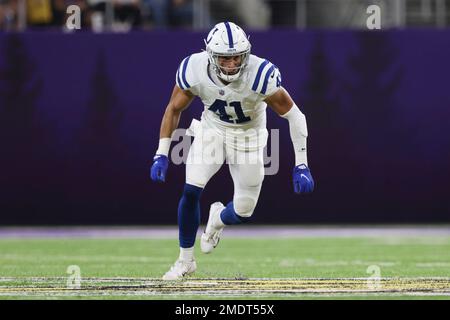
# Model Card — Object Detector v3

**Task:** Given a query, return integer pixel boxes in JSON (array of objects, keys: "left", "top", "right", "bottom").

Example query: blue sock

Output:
[
  {"left": 178, "top": 183, "right": 203, "bottom": 248},
  {"left": 220, "top": 201, "right": 252, "bottom": 225}
]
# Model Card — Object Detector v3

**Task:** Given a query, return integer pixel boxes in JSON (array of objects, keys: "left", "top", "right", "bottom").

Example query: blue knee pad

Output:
[
  {"left": 178, "top": 183, "right": 203, "bottom": 248},
  {"left": 220, "top": 201, "right": 252, "bottom": 225}
]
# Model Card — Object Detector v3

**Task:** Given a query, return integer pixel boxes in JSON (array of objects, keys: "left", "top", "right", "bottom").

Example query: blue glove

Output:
[
  {"left": 293, "top": 164, "right": 314, "bottom": 194},
  {"left": 150, "top": 154, "right": 169, "bottom": 182}
]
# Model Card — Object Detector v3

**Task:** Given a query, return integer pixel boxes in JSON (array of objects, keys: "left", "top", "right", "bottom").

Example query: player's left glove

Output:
[
  {"left": 150, "top": 154, "right": 169, "bottom": 183},
  {"left": 293, "top": 164, "right": 314, "bottom": 194}
]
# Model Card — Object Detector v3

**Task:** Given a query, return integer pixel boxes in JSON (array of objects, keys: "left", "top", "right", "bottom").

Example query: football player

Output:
[{"left": 150, "top": 22, "right": 315, "bottom": 280}]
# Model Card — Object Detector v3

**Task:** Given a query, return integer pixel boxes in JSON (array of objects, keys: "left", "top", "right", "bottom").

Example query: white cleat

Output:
[
  {"left": 162, "top": 259, "right": 197, "bottom": 281},
  {"left": 201, "top": 202, "right": 226, "bottom": 254}
]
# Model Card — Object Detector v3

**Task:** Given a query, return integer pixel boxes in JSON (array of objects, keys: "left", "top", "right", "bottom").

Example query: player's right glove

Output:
[
  {"left": 292, "top": 164, "right": 314, "bottom": 194},
  {"left": 150, "top": 154, "right": 169, "bottom": 183}
]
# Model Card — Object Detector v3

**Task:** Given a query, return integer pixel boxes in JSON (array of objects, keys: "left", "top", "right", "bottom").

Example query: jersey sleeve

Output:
[
  {"left": 175, "top": 55, "right": 199, "bottom": 94},
  {"left": 250, "top": 59, "right": 282, "bottom": 97}
]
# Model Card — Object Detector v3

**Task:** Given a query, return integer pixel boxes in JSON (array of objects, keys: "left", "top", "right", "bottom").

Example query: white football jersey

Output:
[{"left": 175, "top": 51, "right": 282, "bottom": 151}]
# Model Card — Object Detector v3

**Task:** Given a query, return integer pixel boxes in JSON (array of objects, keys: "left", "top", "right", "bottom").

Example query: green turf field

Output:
[{"left": 0, "top": 236, "right": 450, "bottom": 299}]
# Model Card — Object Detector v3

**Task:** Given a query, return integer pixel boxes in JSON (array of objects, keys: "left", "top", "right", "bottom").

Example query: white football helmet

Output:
[{"left": 204, "top": 22, "right": 251, "bottom": 82}]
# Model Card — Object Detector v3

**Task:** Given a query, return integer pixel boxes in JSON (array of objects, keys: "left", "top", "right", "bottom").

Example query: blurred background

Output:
[
  {"left": 1, "top": 0, "right": 450, "bottom": 31},
  {"left": 0, "top": 0, "right": 449, "bottom": 225}
]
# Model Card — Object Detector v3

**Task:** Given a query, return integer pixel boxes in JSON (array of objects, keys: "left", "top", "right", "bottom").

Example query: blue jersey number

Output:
[{"left": 208, "top": 99, "right": 251, "bottom": 124}]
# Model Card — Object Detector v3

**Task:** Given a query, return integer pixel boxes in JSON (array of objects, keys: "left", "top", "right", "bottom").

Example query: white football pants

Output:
[{"left": 185, "top": 123, "right": 265, "bottom": 217}]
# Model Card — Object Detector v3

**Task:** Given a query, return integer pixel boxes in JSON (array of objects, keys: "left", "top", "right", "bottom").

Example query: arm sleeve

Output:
[{"left": 280, "top": 104, "right": 309, "bottom": 166}]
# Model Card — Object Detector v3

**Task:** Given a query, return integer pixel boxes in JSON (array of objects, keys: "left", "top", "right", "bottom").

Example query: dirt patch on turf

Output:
[{"left": 0, "top": 277, "right": 449, "bottom": 297}]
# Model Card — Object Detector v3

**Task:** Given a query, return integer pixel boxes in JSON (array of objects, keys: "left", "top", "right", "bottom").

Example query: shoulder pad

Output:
[
  {"left": 250, "top": 59, "right": 282, "bottom": 97},
  {"left": 175, "top": 53, "right": 205, "bottom": 91}
]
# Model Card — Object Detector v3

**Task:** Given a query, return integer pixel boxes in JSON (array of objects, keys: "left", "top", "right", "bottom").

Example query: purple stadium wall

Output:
[{"left": 0, "top": 30, "right": 449, "bottom": 224}]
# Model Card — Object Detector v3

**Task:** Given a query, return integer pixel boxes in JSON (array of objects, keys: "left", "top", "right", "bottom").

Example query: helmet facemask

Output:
[{"left": 207, "top": 46, "right": 251, "bottom": 83}]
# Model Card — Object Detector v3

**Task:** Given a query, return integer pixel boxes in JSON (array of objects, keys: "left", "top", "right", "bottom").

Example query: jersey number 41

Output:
[{"left": 208, "top": 99, "right": 251, "bottom": 124}]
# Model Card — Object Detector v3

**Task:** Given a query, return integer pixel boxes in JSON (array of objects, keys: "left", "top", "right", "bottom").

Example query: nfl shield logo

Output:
[{"left": 219, "top": 89, "right": 225, "bottom": 96}]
